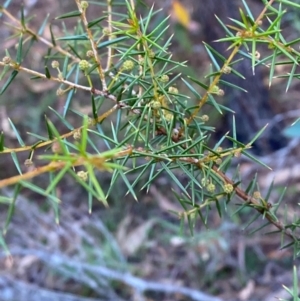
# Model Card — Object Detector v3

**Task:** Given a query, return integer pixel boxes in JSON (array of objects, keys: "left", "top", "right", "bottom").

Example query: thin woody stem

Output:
[
  {"left": 0, "top": 7, "right": 80, "bottom": 62},
  {"left": 75, "top": 0, "right": 107, "bottom": 90}
]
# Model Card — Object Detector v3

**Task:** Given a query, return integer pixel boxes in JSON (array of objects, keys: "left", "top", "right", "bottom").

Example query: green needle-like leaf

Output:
[
  {"left": 56, "top": 10, "right": 82, "bottom": 19},
  {"left": 8, "top": 118, "right": 25, "bottom": 146},
  {"left": 0, "top": 70, "right": 18, "bottom": 95},
  {"left": 0, "top": 132, "right": 4, "bottom": 152}
]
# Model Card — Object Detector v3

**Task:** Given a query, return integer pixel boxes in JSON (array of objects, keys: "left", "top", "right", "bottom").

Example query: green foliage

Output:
[{"left": 0, "top": 0, "right": 300, "bottom": 297}]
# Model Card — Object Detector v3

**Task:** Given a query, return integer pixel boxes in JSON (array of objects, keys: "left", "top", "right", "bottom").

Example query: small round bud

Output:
[
  {"left": 172, "top": 128, "right": 179, "bottom": 139},
  {"left": 253, "top": 191, "right": 261, "bottom": 199},
  {"left": 211, "top": 85, "right": 220, "bottom": 94},
  {"left": 2, "top": 56, "right": 11, "bottom": 64},
  {"left": 216, "top": 147, "right": 223, "bottom": 153},
  {"left": 56, "top": 88, "right": 64, "bottom": 96},
  {"left": 236, "top": 31, "right": 242, "bottom": 37},
  {"left": 217, "top": 89, "right": 225, "bottom": 96},
  {"left": 122, "top": 60, "right": 134, "bottom": 71},
  {"left": 102, "top": 27, "right": 110, "bottom": 35},
  {"left": 201, "top": 115, "right": 209, "bottom": 122},
  {"left": 257, "top": 20, "right": 262, "bottom": 26},
  {"left": 80, "top": 1, "right": 89, "bottom": 9},
  {"left": 234, "top": 150, "right": 241, "bottom": 158},
  {"left": 24, "top": 159, "right": 33, "bottom": 167},
  {"left": 79, "top": 59, "right": 90, "bottom": 71},
  {"left": 268, "top": 43, "right": 275, "bottom": 49},
  {"left": 138, "top": 57, "right": 145, "bottom": 65},
  {"left": 207, "top": 183, "right": 216, "bottom": 193},
  {"left": 222, "top": 66, "right": 231, "bottom": 74},
  {"left": 168, "top": 86, "right": 178, "bottom": 94},
  {"left": 160, "top": 74, "right": 169, "bottom": 83},
  {"left": 51, "top": 141, "right": 62, "bottom": 154},
  {"left": 216, "top": 158, "right": 222, "bottom": 165},
  {"left": 86, "top": 50, "right": 94, "bottom": 58},
  {"left": 223, "top": 183, "right": 234, "bottom": 194},
  {"left": 151, "top": 100, "right": 161, "bottom": 109},
  {"left": 77, "top": 170, "right": 88, "bottom": 181},
  {"left": 73, "top": 129, "right": 81, "bottom": 140},
  {"left": 51, "top": 60, "right": 60, "bottom": 68},
  {"left": 255, "top": 51, "right": 261, "bottom": 60},
  {"left": 164, "top": 113, "right": 173, "bottom": 122}
]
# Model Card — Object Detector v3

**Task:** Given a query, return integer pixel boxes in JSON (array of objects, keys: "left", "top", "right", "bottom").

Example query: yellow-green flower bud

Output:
[
  {"left": 102, "top": 27, "right": 110, "bottom": 35},
  {"left": 216, "top": 158, "right": 222, "bottom": 165},
  {"left": 77, "top": 170, "right": 88, "bottom": 181},
  {"left": 80, "top": 1, "right": 89, "bottom": 9},
  {"left": 122, "top": 60, "right": 134, "bottom": 71},
  {"left": 223, "top": 183, "right": 234, "bottom": 194},
  {"left": 51, "top": 60, "right": 60, "bottom": 68},
  {"left": 164, "top": 113, "right": 173, "bottom": 122},
  {"left": 201, "top": 115, "right": 209, "bottom": 122},
  {"left": 268, "top": 43, "right": 275, "bottom": 49},
  {"left": 216, "top": 147, "right": 223, "bottom": 153},
  {"left": 168, "top": 86, "right": 178, "bottom": 94},
  {"left": 160, "top": 74, "right": 169, "bottom": 83},
  {"left": 253, "top": 191, "right": 261, "bottom": 199},
  {"left": 73, "top": 129, "right": 81, "bottom": 140},
  {"left": 79, "top": 60, "right": 90, "bottom": 71},
  {"left": 222, "top": 66, "right": 231, "bottom": 74},
  {"left": 211, "top": 85, "right": 219, "bottom": 94},
  {"left": 151, "top": 100, "right": 161, "bottom": 109},
  {"left": 207, "top": 183, "right": 216, "bottom": 193},
  {"left": 86, "top": 50, "right": 94, "bottom": 58}
]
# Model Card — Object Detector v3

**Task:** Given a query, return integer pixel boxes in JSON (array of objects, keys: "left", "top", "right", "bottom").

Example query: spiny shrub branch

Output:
[{"left": 0, "top": 0, "right": 300, "bottom": 256}]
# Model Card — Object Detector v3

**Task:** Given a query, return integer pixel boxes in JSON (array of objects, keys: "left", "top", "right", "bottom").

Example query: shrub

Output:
[{"left": 0, "top": 0, "right": 300, "bottom": 299}]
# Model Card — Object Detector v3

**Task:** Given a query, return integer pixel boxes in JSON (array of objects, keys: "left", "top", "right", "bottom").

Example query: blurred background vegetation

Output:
[{"left": 1, "top": 1, "right": 300, "bottom": 300}]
